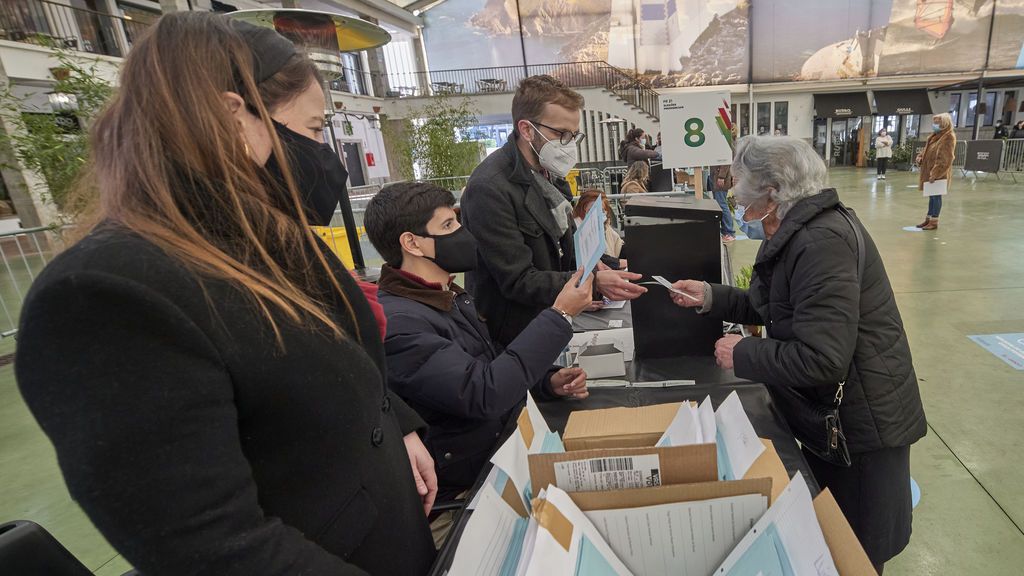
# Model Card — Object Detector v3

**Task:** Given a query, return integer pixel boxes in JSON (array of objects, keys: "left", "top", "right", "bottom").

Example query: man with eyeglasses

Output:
[{"left": 461, "top": 75, "right": 647, "bottom": 346}]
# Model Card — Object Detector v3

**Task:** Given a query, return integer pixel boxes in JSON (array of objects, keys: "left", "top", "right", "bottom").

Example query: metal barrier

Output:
[
  {"left": 0, "top": 226, "right": 65, "bottom": 338},
  {"left": 1001, "top": 139, "right": 1024, "bottom": 174}
]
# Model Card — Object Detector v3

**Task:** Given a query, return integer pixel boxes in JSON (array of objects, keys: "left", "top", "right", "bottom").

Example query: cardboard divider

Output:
[
  {"left": 813, "top": 489, "right": 879, "bottom": 575},
  {"left": 567, "top": 477, "right": 772, "bottom": 512},
  {"left": 743, "top": 439, "right": 791, "bottom": 503},
  {"left": 563, "top": 402, "right": 691, "bottom": 450},
  {"left": 529, "top": 443, "right": 718, "bottom": 494}
]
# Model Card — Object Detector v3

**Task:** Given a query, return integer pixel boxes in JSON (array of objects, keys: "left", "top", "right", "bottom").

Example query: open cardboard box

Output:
[{"left": 562, "top": 402, "right": 791, "bottom": 502}]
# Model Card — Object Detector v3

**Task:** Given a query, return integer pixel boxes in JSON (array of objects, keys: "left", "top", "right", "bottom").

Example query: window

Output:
[
  {"left": 982, "top": 92, "right": 997, "bottom": 126},
  {"left": 757, "top": 102, "right": 771, "bottom": 135},
  {"left": 965, "top": 92, "right": 978, "bottom": 127},
  {"left": 773, "top": 101, "right": 788, "bottom": 135},
  {"left": 905, "top": 115, "right": 920, "bottom": 139},
  {"left": 948, "top": 93, "right": 962, "bottom": 127},
  {"left": 1002, "top": 90, "right": 1017, "bottom": 125},
  {"left": 739, "top": 103, "right": 750, "bottom": 136}
]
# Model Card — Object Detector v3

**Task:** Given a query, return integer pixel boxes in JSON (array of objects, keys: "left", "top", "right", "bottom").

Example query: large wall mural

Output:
[{"left": 422, "top": 0, "right": 1022, "bottom": 86}]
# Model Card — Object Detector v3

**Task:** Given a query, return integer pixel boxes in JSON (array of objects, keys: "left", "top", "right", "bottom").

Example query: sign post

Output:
[
  {"left": 964, "top": 140, "right": 1003, "bottom": 176},
  {"left": 659, "top": 92, "right": 734, "bottom": 198}
]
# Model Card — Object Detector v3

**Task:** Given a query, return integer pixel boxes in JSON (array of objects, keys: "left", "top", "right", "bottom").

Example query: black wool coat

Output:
[
  {"left": 460, "top": 139, "right": 577, "bottom": 346},
  {"left": 15, "top": 225, "right": 436, "bottom": 576},
  {"left": 708, "top": 190, "right": 927, "bottom": 453}
]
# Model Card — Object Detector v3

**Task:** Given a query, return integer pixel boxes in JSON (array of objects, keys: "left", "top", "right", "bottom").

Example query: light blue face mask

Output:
[
  {"left": 736, "top": 204, "right": 775, "bottom": 240},
  {"left": 932, "top": 123, "right": 941, "bottom": 131}
]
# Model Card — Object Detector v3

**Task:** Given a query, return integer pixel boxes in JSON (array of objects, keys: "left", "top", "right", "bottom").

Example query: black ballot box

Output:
[{"left": 624, "top": 195, "right": 723, "bottom": 358}]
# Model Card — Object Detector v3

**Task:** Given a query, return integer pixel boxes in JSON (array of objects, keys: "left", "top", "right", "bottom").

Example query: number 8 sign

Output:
[{"left": 659, "top": 91, "right": 734, "bottom": 169}]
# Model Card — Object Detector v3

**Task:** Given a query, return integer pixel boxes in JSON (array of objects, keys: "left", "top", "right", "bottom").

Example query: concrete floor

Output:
[{"left": 1, "top": 166, "right": 1022, "bottom": 574}]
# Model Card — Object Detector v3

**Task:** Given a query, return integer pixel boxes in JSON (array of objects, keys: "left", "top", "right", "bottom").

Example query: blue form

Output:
[
  {"left": 493, "top": 469, "right": 510, "bottom": 496},
  {"left": 573, "top": 199, "right": 606, "bottom": 285},
  {"left": 722, "top": 524, "right": 794, "bottom": 576},
  {"left": 968, "top": 333, "right": 1024, "bottom": 370},
  {"left": 575, "top": 534, "right": 622, "bottom": 576},
  {"left": 717, "top": 429, "right": 736, "bottom": 480},
  {"left": 541, "top": 431, "right": 567, "bottom": 454},
  {"left": 498, "top": 517, "right": 530, "bottom": 576},
  {"left": 911, "top": 477, "right": 921, "bottom": 509}
]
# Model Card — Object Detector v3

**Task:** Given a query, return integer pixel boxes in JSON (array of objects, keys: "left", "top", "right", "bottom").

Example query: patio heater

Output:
[{"left": 228, "top": 9, "right": 392, "bottom": 272}]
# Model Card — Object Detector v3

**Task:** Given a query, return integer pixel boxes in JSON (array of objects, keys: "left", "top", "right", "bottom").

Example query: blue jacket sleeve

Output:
[{"left": 384, "top": 308, "right": 572, "bottom": 419}]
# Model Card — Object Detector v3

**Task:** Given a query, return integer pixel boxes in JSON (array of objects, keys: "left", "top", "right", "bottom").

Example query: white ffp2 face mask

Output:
[{"left": 529, "top": 122, "right": 579, "bottom": 178}]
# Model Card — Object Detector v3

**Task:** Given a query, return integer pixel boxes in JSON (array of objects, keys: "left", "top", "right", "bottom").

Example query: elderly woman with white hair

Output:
[{"left": 671, "top": 136, "right": 927, "bottom": 573}]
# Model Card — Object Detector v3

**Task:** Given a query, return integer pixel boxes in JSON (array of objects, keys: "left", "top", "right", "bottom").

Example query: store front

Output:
[
  {"left": 869, "top": 89, "right": 930, "bottom": 156},
  {"left": 813, "top": 92, "right": 871, "bottom": 166}
]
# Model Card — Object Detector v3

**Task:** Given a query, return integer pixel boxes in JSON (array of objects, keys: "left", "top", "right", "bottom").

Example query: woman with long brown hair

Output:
[
  {"left": 15, "top": 12, "right": 436, "bottom": 575},
  {"left": 620, "top": 160, "right": 650, "bottom": 195}
]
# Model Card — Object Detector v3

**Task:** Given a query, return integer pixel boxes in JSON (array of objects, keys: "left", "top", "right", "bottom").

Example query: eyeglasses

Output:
[{"left": 532, "top": 121, "right": 586, "bottom": 146}]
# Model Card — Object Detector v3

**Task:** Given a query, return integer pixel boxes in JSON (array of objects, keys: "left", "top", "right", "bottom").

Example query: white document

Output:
[
  {"left": 586, "top": 493, "right": 768, "bottom": 576},
  {"left": 524, "top": 392, "right": 551, "bottom": 453},
  {"left": 490, "top": 422, "right": 531, "bottom": 509},
  {"left": 656, "top": 402, "right": 702, "bottom": 447},
  {"left": 574, "top": 200, "right": 606, "bottom": 285},
  {"left": 698, "top": 396, "right": 717, "bottom": 448},
  {"left": 467, "top": 467, "right": 501, "bottom": 510},
  {"left": 523, "top": 486, "right": 634, "bottom": 576},
  {"left": 715, "top": 391, "right": 765, "bottom": 480},
  {"left": 449, "top": 485, "right": 524, "bottom": 576},
  {"left": 553, "top": 454, "right": 662, "bottom": 492},
  {"left": 602, "top": 299, "right": 627, "bottom": 310},
  {"left": 651, "top": 275, "right": 701, "bottom": 302},
  {"left": 714, "top": 472, "right": 838, "bottom": 576},
  {"left": 923, "top": 179, "right": 948, "bottom": 196}
]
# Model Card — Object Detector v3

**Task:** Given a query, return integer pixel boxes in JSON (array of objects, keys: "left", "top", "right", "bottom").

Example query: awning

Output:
[
  {"left": 814, "top": 92, "right": 871, "bottom": 118},
  {"left": 873, "top": 89, "right": 933, "bottom": 115}
]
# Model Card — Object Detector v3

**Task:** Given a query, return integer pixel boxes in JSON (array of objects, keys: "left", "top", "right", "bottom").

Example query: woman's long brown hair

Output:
[{"left": 72, "top": 12, "right": 358, "bottom": 343}]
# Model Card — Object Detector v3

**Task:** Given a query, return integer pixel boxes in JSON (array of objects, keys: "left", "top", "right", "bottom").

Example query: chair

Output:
[{"left": 0, "top": 520, "right": 93, "bottom": 576}]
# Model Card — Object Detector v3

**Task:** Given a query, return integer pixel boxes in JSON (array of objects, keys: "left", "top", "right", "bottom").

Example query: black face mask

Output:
[
  {"left": 420, "top": 226, "right": 478, "bottom": 273},
  {"left": 265, "top": 121, "right": 348, "bottom": 227}
]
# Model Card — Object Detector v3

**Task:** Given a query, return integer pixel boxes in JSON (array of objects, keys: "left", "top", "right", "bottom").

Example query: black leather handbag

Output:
[{"left": 775, "top": 203, "right": 864, "bottom": 468}]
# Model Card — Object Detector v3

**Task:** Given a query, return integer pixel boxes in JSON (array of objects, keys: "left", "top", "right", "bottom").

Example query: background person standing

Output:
[
  {"left": 916, "top": 113, "right": 956, "bottom": 231},
  {"left": 874, "top": 129, "right": 893, "bottom": 180}
]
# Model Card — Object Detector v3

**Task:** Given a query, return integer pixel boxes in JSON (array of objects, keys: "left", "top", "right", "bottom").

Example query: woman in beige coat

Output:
[{"left": 916, "top": 113, "right": 956, "bottom": 230}]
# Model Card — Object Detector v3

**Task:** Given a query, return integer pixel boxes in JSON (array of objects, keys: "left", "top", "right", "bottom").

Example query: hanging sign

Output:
[{"left": 659, "top": 92, "right": 733, "bottom": 169}]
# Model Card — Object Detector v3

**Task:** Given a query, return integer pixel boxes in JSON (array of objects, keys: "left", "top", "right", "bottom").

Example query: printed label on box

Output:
[{"left": 552, "top": 454, "right": 662, "bottom": 492}]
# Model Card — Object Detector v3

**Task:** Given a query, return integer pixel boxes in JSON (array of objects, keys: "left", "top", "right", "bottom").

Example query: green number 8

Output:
[{"left": 684, "top": 117, "right": 705, "bottom": 148}]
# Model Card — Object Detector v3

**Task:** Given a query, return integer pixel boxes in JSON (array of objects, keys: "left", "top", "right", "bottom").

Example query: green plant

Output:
[
  {"left": 380, "top": 114, "right": 415, "bottom": 181},
  {"left": 407, "top": 94, "right": 479, "bottom": 180},
  {"left": 866, "top": 147, "right": 876, "bottom": 161},
  {"left": 735, "top": 265, "right": 753, "bottom": 291},
  {"left": 891, "top": 140, "right": 916, "bottom": 165},
  {"left": 0, "top": 43, "right": 114, "bottom": 211}
]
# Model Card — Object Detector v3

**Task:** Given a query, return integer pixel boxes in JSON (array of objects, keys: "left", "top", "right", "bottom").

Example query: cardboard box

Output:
[
  {"left": 563, "top": 402, "right": 687, "bottom": 451},
  {"left": 528, "top": 443, "right": 718, "bottom": 495},
  {"left": 576, "top": 343, "right": 625, "bottom": 379},
  {"left": 814, "top": 489, "right": 878, "bottom": 575},
  {"left": 567, "top": 477, "right": 772, "bottom": 512}
]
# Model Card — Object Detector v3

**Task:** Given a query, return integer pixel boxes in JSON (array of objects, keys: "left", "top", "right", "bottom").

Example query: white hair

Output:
[{"left": 730, "top": 135, "right": 827, "bottom": 219}]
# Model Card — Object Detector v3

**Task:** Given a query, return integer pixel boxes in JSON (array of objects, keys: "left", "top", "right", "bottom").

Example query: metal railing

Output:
[
  {"left": 0, "top": 0, "right": 149, "bottom": 58},
  {"left": 1001, "top": 139, "right": 1024, "bottom": 174},
  {"left": 0, "top": 225, "right": 65, "bottom": 338},
  {"left": 383, "top": 61, "right": 661, "bottom": 120},
  {"left": 329, "top": 66, "right": 376, "bottom": 98}
]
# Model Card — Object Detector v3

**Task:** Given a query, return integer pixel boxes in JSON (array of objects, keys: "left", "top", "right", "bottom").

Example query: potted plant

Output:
[
  {"left": 865, "top": 147, "right": 876, "bottom": 167},
  {"left": 734, "top": 265, "right": 762, "bottom": 337},
  {"left": 892, "top": 141, "right": 916, "bottom": 171}
]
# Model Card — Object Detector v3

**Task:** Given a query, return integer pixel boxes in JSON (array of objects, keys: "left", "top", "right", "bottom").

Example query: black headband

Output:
[{"left": 230, "top": 19, "right": 297, "bottom": 84}]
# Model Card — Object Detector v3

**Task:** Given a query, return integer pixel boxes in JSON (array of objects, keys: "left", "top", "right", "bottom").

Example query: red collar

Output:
[{"left": 394, "top": 268, "right": 453, "bottom": 292}]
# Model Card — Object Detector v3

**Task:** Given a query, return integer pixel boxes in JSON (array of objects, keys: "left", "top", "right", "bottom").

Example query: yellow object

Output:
[
  {"left": 312, "top": 226, "right": 360, "bottom": 270},
  {"left": 567, "top": 169, "right": 580, "bottom": 197}
]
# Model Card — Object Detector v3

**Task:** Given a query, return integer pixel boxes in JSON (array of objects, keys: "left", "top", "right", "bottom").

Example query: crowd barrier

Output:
[{"left": 0, "top": 226, "right": 65, "bottom": 339}]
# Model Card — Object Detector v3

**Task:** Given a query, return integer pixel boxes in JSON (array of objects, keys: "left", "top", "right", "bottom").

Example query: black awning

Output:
[
  {"left": 814, "top": 92, "right": 871, "bottom": 118},
  {"left": 873, "top": 89, "right": 933, "bottom": 115}
]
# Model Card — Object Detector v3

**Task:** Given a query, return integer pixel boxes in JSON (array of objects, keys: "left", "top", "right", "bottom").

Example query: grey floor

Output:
[{"left": 1, "top": 166, "right": 1022, "bottom": 574}]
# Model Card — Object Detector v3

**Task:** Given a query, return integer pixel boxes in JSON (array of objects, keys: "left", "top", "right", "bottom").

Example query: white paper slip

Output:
[
  {"left": 923, "top": 179, "right": 948, "bottom": 196},
  {"left": 602, "top": 299, "right": 627, "bottom": 310},
  {"left": 553, "top": 454, "right": 662, "bottom": 492},
  {"left": 631, "top": 379, "right": 697, "bottom": 388},
  {"left": 608, "top": 319, "right": 624, "bottom": 328},
  {"left": 586, "top": 493, "right": 769, "bottom": 576},
  {"left": 524, "top": 392, "right": 551, "bottom": 453},
  {"left": 715, "top": 391, "right": 766, "bottom": 480},
  {"left": 698, "top": 396, "right": 717, "bottom": 448},
  {"left": 523, "top": 487, "right": 634, "bottom": 576},
  {"left": 490, "top": 423, "right": 531, "bottom": 509},
  {"left": 714, "top": 472, "right": 838, "bottom": 576},
  {"left": 448, "top": 485, "right": 526, "bottom": 576},
  {"left": 656, "top": 402, "right": 702, "bottom": 447},
  {"left": 649, "top": 275, "right": 701, "bottom": 301}
]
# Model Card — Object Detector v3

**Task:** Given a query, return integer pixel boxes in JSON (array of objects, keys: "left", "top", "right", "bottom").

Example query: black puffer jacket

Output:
[
  {"left": 708, "top": 189, "right": 926, "bottom": 453},
  {"left": 618, "top": 140, "right": 659, "bottom": 165}
]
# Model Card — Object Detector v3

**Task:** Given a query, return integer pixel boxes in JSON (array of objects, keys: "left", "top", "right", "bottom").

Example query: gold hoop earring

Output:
[{"left": 242, "top": 137, "right": 252, "bottom": 157}]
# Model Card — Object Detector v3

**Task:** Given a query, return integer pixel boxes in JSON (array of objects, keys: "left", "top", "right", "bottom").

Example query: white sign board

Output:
[{"left": 659, "top": 91, "right": 733, "bottom": 169}]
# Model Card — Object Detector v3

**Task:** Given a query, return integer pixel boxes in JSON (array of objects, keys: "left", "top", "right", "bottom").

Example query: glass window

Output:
[
  {"left": 949, "top": 93, "right": 961, "bottom": 127},
  {"left": 1002, "top": 90, "right": 1017, "bottom": 125},
  {"left": 773, "top": 101, "right": 788, "bottom": 135},
  {"left": 905, "top": 115, "right": 920, "bottom": 139},
  {"left": 983, "top": 92, "right": 997, "bottom": 126},
  {"left": 873, "top": 116, "right": 885, "bottom": 134},
  {"left": 756, "top": 102, "right": 771, "bottom": 135},
  {"left": 739, "top": 103, "right": 750, "bottom": 136},
  {"left": 965, "top": 92, "right": 978, "bottom": 127}
]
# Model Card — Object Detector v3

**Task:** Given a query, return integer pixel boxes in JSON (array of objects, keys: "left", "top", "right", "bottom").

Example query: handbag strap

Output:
[{"left": 830, "top": 203, "right": 865, "bottom": 407}]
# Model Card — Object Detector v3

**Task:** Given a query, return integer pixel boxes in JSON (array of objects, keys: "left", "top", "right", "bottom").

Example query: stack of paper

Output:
[
  {"left": 656, "top": 392, "right": 765, "bottom": 481},
  {"left": 714, "top": 472, "right": 839, "bottom": 576}
]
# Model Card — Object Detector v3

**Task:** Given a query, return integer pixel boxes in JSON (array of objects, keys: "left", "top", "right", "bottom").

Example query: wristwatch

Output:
[{"left": 551, "top": 306, "right": 574, "bottom": 326}]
